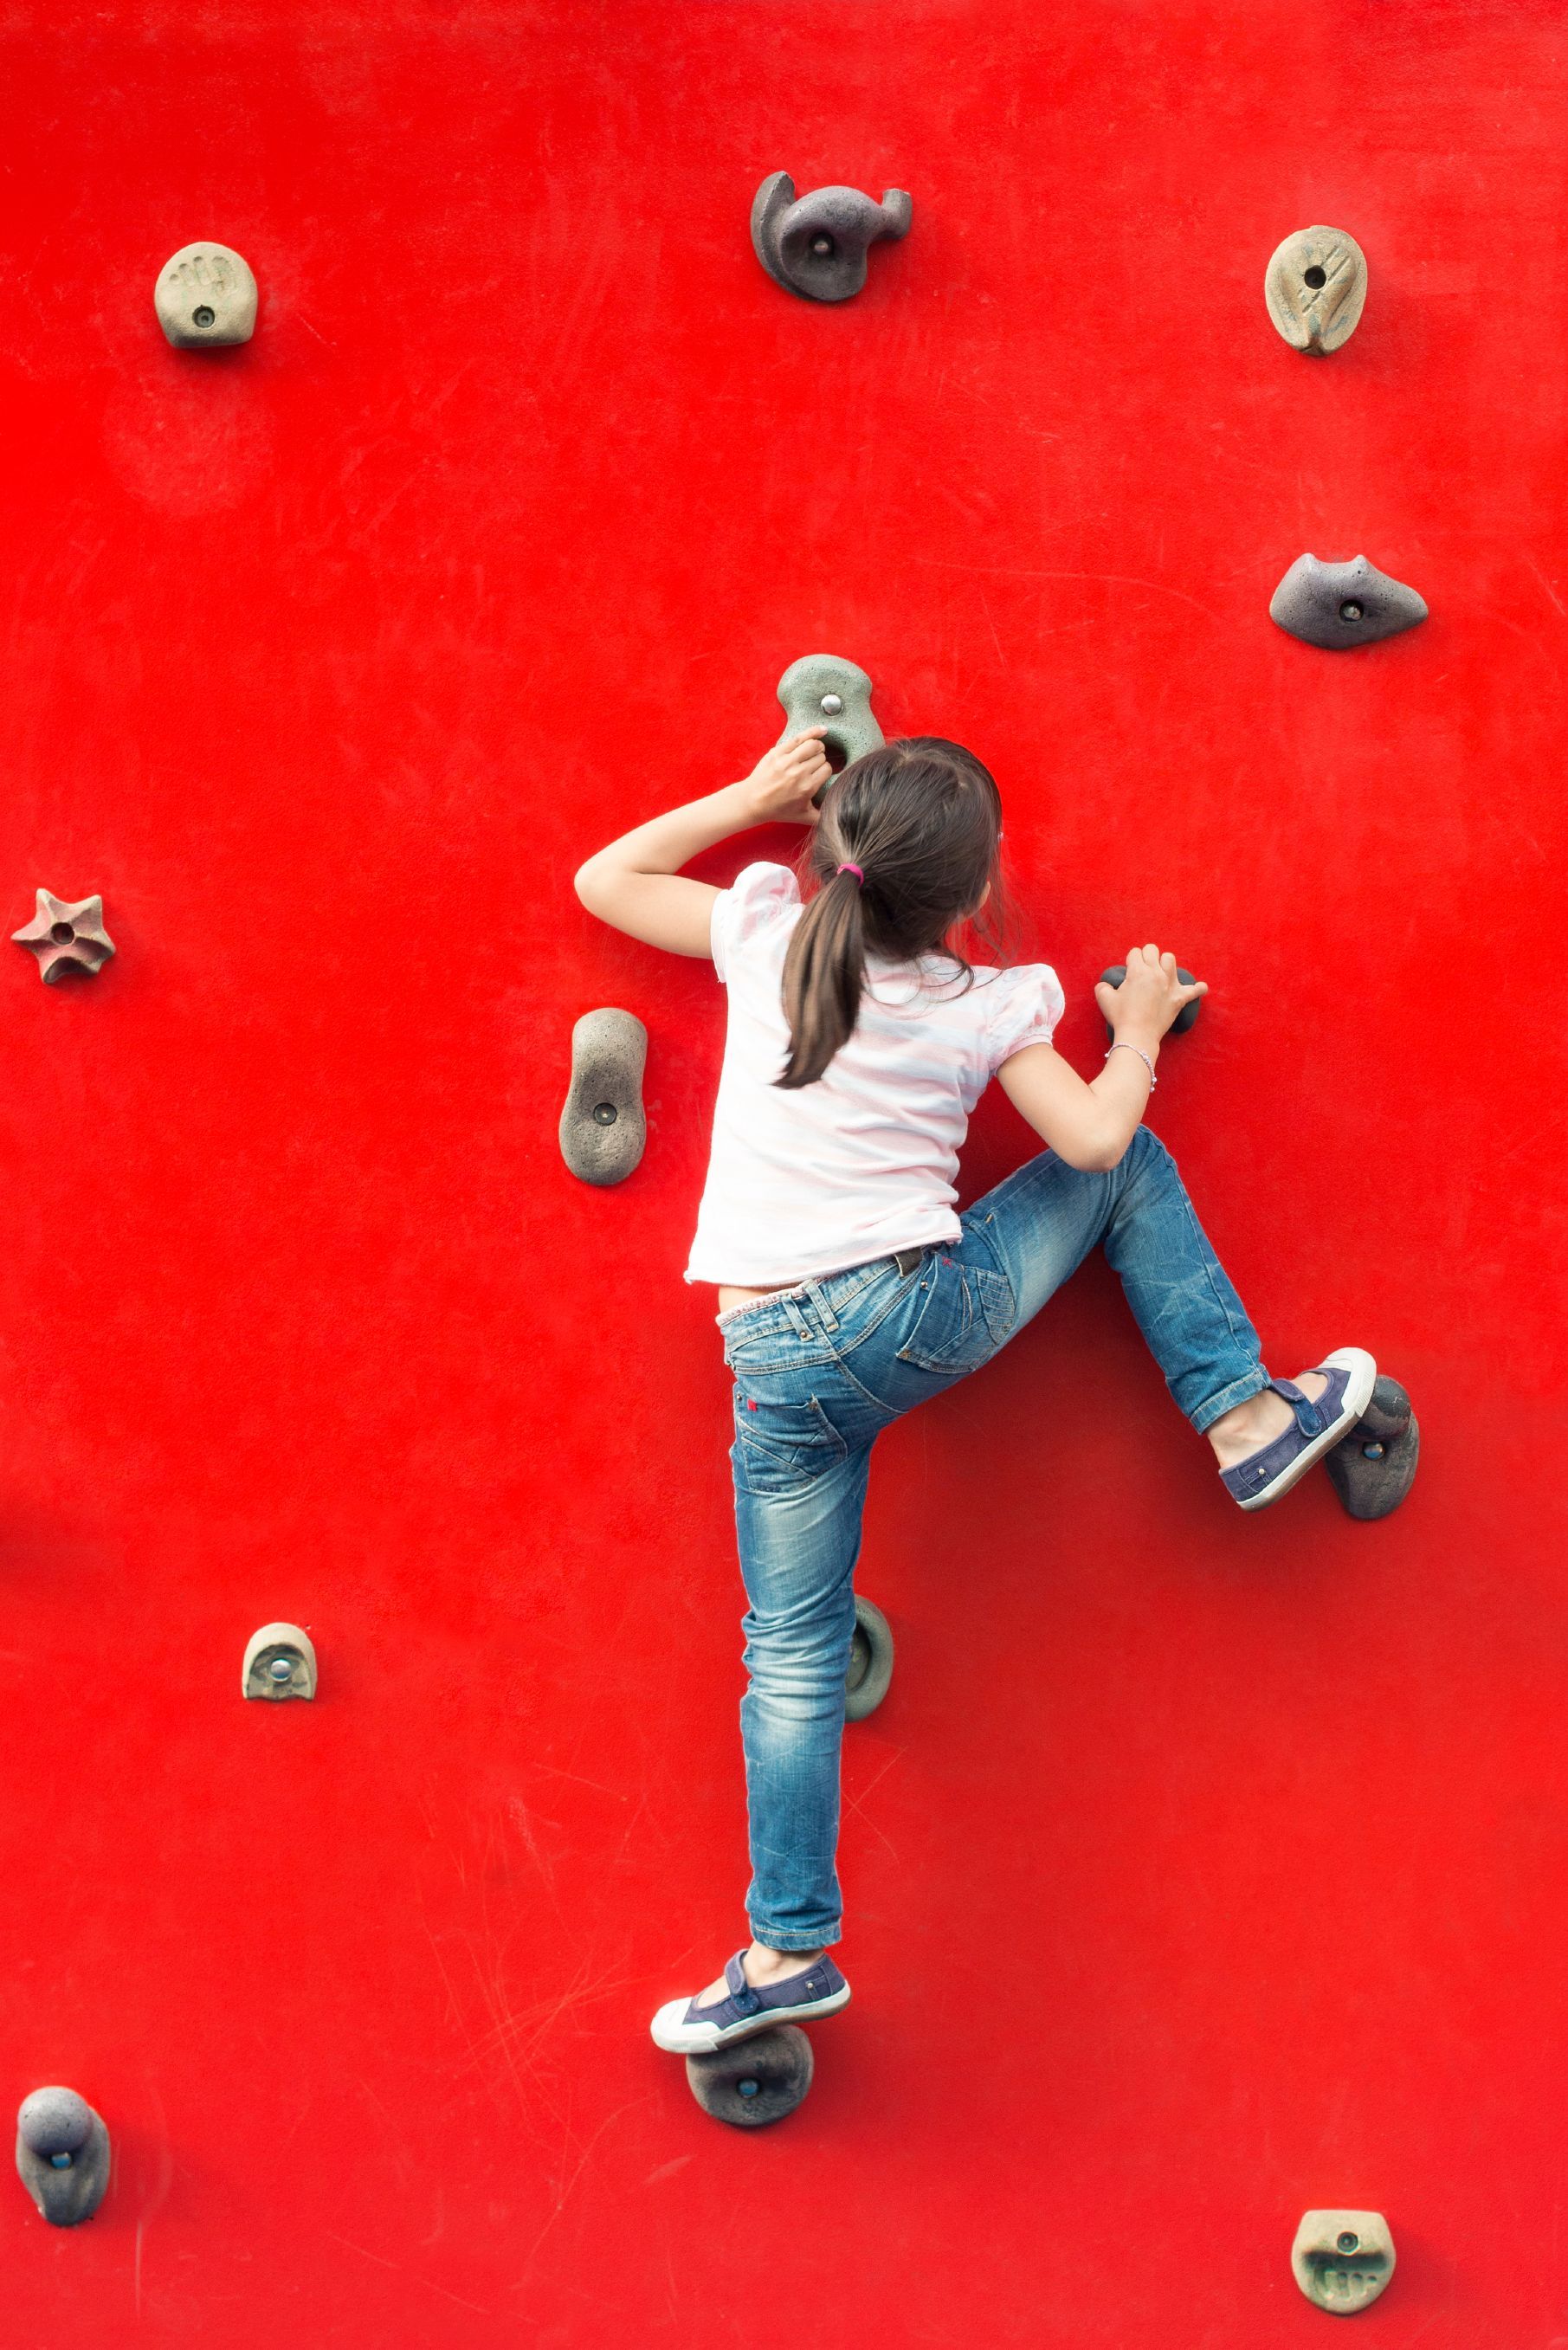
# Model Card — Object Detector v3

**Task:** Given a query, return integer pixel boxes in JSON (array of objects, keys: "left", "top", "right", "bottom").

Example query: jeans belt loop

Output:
[
  {"left": 782, "top": 1294, "right": 813, "bottom": 1341},
  {"left": 804, "top": 1279, "right": 838, "bottom": 1333}
]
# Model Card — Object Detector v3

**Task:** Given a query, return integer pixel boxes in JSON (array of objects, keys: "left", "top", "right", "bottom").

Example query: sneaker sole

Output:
[
  {"left": 1236, "top": 1346, "right": 1378, "bottom": 1512},
  {"left": 650, "top": 1983, "right": 851, "bottom": 2055}
]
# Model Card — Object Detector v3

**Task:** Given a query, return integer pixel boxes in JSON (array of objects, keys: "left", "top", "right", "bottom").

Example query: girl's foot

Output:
[
  {"left": 649, "top": 1948, "right": 850, "bottom": 2054},
  {"left": 1210, "top": 1346, "right": 1378, "bottom": 1511}
]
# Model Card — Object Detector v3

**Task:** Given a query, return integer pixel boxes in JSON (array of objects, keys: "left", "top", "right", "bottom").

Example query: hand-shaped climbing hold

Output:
[
  {"left": 1291, "top": 2211, "right": 1396, "bottom": 2314},
  {"left": 16, "top": 2089, "right": 111, "bottom": 2226},
  {"left": 752, "top": 173, "right": 912, "bottom": 303},
  {"left": 12, "top": 891, "right": 114, "bottom": 985},
  {"left": 155, "top": 242, "right": 258, "bottom": 347},
  {"left": 1270, "top": 555, "right": 1428, "bottom": 649},
  {"left": 1326, "top": 1375, "right": 1419, "bottom": 1520},
  {"left": 776, "top": 655, "right": 883, "bottom": 778},
  {"left": 1265, "top": 226, "right": 1368, "bottom": 354},
  {"left": 560, "top": 1010, "right": 648, "bottom": 1186},
  {"left": 1099, "top": 965, "right": 1202, "bottom": 1038},
  {"left": 242, "top": 1623, "right": 317, "bottom": 1700}
]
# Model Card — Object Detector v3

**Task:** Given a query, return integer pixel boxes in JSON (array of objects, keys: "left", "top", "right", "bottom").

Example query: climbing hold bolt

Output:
[
  {"left": 242, "top": 1623, "right": 317, "bottom": 1701},
  {"left": 16, "top": 2089, "right": 110, "bottom": 2226},
  {"left": 1270, "top": 555, "right": 1428, "bottom": 649},
  {"left": 686, "top": 2024, "right": 814, "bottom": 2127},
  {"left": 12, "top": 892, "right": 114, "bottom": 985},
  {"left": 1099, "top": 965, "right": 1202, "bottom": 1040},
  {"left": 1326, "top": 1376, "right": 1419, "bottom": 1520},
  {"left": 752, "top": 173, "right": 912, "bottom": 303},
  {"left": 155, "top": 243, "right": 258, "bottom": 347},
  {"left": 777, "top": 655, "right": 883, "bottom": 782},
  {"left": 1264, "top": 226, "right": 1368, "bottom": 354},
  {"left": 560, "top": 1009, "right": 647, "bottom": 1186},
  {"left": 846, "top": 1594, "right": 895, "bottom": 1722},
  {"left": 1291, "top": 2210, "right": 1395, "bottom": 2314}
]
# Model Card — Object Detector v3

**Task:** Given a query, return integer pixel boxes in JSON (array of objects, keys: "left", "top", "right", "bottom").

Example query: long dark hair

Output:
[{"left": 778, "top": 737, "right": 1005, "bottom": 1089}]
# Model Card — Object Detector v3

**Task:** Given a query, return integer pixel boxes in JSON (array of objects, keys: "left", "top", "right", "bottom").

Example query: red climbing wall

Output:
[{"left": 0, "top": 2, "right": 1564, "bottom": 2340}]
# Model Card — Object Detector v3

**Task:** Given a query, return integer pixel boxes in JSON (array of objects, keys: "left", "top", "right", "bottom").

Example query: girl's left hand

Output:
[{"left": 739, "top": 730, "right": 831, "bottom": 825}]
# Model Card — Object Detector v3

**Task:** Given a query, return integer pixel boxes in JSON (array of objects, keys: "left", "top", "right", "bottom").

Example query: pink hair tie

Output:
[{"left": 836, "top": 862, "right": 864, "bottom": 886}]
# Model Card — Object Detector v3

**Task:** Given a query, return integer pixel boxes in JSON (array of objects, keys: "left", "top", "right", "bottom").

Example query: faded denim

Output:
[{"left": 722, "top": 1127, "right": 1267, "bottom": 1950}]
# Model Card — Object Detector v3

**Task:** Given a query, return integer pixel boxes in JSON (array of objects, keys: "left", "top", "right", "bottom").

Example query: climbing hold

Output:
[
  {"left": 752, "top": 173, "right": 912, "bottom": 303},
  {"left": 1326, "top": 1376, "right": 1419, "bottom": 1520},
  {"left": 560, "top": 1010, "right": 648, "bottom": 1186},
  {"left": 155, "top": 243, "right": 258, "bottom": 347},
  {"left": 686, "top": 2024, "right": 814, "bottom": 2127},
  {"left": 1264, "top": 226, "right": 1368, "bottom": 354},
  {"left": 1291, "top": 2211, "right": 1395, "bottom": 2314},
  {"left": 777, "top": 655, "right": 883, "bottom": 781},
  {"left": 1270, "top": 555, "right": 1428, "bottom": 649},
  {"left": 1099, "top": 965, "right": 1202, "bottom": 1039},
  {"left": 242, "top": 1623, "right": 317, "bottom": 1701},
  {"left": 12, "top": 891, "right": 115, "bottom": 985},
  {"left": 16, "top": 2089, "right": 110, "bottom": 2226},
  {"left": 846, "top": 1594, "right": 894, "bottom": 1723}
]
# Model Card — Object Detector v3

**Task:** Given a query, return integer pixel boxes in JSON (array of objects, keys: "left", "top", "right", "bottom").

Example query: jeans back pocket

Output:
[
  {"left": 895, "top": 1256, "right": 1015, "bottom": 1376},
  {"left": 732, "top": 1391, "right": 849, "bottom": 1496}
]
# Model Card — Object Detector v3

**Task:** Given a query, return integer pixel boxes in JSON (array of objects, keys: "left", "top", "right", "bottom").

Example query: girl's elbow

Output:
[
  {"left": 573, "top": 858, "right": 608, "bottom": 913},
  {"left": 1062, "top": 1125, "right": 1129, "bottom": 1174}
]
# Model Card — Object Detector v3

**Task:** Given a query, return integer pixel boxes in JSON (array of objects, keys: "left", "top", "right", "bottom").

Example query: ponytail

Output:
[
  {"left": 778, "top": 866, "right": 867, "bottom": 1089},
  {"left": 774, "top": 737, "right": 1004, "bottom": 1090}
]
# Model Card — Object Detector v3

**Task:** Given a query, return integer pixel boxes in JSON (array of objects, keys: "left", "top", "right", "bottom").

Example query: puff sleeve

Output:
[
  {"left": 710, "top": 862, "right": 801, "bottom": 981},
  {"left": 982, "top": 963, "right": 1066, "bottom": 1073}
]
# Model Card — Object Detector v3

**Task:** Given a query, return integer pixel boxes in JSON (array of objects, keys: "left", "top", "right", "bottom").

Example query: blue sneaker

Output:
[
  {"left": 650, "top": 1951, "right": 851, "bottom": 2054},
  {"left": 1221, "top": 1347, "right": 1378, "bottom": 1511}
]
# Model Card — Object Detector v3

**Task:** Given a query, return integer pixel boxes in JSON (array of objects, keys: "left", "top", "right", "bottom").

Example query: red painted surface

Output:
[{"left": 0, "top": 4, "right": 1564, "bottom": 2342}]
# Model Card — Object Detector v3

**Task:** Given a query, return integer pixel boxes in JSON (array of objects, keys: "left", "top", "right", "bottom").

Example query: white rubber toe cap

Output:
[{"left": 650, "top": 1996, "right": 708, "bottom": 2054}]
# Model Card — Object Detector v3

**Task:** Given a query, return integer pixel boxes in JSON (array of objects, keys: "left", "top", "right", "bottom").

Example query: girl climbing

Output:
[{"left": 573, "top": 730, "right": 1376, "bottom": 2056}]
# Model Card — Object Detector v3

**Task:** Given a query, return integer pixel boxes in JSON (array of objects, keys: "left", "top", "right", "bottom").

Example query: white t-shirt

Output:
[{"left": 685, "top": 862, "right": 1065, "bottom": 1287}]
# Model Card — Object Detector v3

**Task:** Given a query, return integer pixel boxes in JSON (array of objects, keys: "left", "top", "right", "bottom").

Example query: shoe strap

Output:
[
  {"left": 723, "top": 1952, "right": 761, "bottom": 2016},
  {"left": 1267, "top": 1372, "right": 1332, "bottom": 1437}
]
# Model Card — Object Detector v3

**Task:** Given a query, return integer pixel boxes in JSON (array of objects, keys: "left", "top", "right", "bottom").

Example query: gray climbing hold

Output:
[
  {"left": 16, "top": 2089, "right": 110, "bottom": 2226},
  {"left": 1100, "top": 965, "right": 1202, "bottom": 1039},
  {"left": 752, "top": 173, "right": 912, "bottom": 303},
  {"left": 1326, "top": 1376, "right": 1419, "bottom": 1520},
  {"left": 11, "top": 891, "right": 115, "bottom": 985},
  {"left": 560, "top": 1010, "right": 647, "bottom": 1186},
  {"left": 776, "top": 655, "right": 883, "bottom": 780},
  {"left": 155, "top": 243, "right": 258, "bottom": 347},
  {"left": 1270, "top": 555, "right": 1428, "bottom": 649},
  {"left": 1291, "top": 2210, "right": 1395, "bottom": 2314},
  {"left": 686, "top": 2024, "right": 813, "bottom": 2127},
  {"left": 845, "top": 1594, "right": 894, "bottom": 1723},
  {"left": 242, "top": 1622, "right": 317, "bottom": 1701},
  {"left": 1265, "top": 226, "right": 1368, "bottom": 354}
]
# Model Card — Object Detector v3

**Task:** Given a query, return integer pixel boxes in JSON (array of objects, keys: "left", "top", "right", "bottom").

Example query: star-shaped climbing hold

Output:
[{"left": 12, "top": 890, "right": 115, "bottom": 985}]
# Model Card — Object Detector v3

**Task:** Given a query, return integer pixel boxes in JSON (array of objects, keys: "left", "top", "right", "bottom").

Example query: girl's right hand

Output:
[
  {"left": 739, "top": 730, "right": 831, "bottom": 826},
  {"left": 1093, "top": 945, "right": 1207, "bottom": 1041}
]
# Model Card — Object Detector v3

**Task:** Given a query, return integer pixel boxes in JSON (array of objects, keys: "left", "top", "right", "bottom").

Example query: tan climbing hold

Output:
[
  {"left": 12, "top": 890, "right": 114, "bottom": 985},
  {"left": 560, "top": 1009, "right": 648, "bottom": 1186},
  {"left": 156, "top": 243, "right": 258, "bottom": 347},
  {"left": 1291, "top": 2210, "right": 1395, "bottom": 2314},
  {"left": 243, "top": 1623, "right": 317, "bottom": 1701},
  {"left": 1264, "top": 227, "right": 1367, "bottom": 354}
]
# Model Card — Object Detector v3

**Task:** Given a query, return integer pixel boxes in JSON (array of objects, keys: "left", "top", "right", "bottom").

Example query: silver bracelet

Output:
[{"left": 1105, "top": 1041, "right": 1157, "bottom": 1088}]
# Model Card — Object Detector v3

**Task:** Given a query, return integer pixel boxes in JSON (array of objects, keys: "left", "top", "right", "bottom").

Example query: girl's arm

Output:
[
  {"left": 574, "top": 733, "right": 831, "bottom": 957},
  {"left": 997, "top": 946, "right": 1205, "bottom": 1172}
]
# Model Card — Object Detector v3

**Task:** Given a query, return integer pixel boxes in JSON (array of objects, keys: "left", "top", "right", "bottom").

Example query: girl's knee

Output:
[{"left": 1126, "top": 1123, "right": 1174, "bottom": 1174}]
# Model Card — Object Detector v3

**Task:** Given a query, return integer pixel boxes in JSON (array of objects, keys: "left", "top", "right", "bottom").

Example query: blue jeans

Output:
[{"left": 722, "top": 1127, "right": 1268, "bottom": 1950}]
